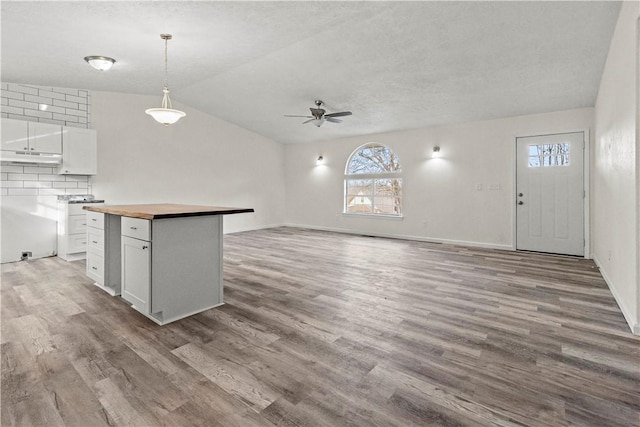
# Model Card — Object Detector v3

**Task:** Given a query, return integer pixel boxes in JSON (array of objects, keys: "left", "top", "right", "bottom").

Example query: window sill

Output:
[{"left": 341, "top": 213, "right": 404, "bottom": 221}]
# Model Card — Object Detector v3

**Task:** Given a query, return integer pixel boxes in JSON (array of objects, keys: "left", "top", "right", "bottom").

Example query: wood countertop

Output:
[{"left": 83, "top": 203, "right": 254, "bottom": 220}]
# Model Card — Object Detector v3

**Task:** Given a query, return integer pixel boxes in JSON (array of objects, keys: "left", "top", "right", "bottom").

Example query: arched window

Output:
[{"left": 344, "top": 143, "right": 402, "bottom": 216}]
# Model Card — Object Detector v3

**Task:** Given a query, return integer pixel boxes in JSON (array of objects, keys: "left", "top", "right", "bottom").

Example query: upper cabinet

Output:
[
  {"left": 1, "top": 118, "right": 62, "bottom": 154},
  {"left": 57, "top": 127, "right": 97, "bottom": 175}
]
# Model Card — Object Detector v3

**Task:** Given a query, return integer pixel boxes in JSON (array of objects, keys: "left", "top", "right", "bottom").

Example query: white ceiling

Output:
[{"left": 2, "top": 1, "right": 621, "bottom": 144}]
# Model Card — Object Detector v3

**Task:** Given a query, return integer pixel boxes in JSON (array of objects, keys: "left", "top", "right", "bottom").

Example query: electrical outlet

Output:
[
  {"left": 489, "top": 183, "right": 501, "bottom": 190},
  {"left": 476, "top": 183, "right": 482, "bottom": 190}
]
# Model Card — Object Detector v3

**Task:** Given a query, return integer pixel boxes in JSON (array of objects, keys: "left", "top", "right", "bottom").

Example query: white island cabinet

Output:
[{"left": 83, "top": 204, "right": 254, "bottom": 325}]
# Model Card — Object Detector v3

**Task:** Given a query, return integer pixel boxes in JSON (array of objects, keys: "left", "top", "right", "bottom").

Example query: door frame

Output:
[{"left": 512, "top": 128, "right": 590, "bottom": 258}]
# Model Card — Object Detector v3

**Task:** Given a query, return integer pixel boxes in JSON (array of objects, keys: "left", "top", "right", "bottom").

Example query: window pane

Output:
[
  {"left": 346, "top": 179, "right": 372, "bottom": 196},
  {"left": 528, "top": 143, "right": 569, "bottom": 167},
  {"left": 346, "top": 179, "right": 373, "bottom": 213},
  {"left": 373, "top": 197, "right": 402, "bottom": 215},
  {"left": 347, "top": 144, "right": 402, "bottom": 174}
]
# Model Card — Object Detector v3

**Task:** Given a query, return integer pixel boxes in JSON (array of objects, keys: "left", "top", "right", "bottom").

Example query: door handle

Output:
[
  {"left": 130, "top": 226, "right": 137, "bottom": 230},
  {"left": 518, "top": 201, "right": 524, "bottom": 205},
  {"left": 518, "top": 193, "right": 523, "bottom": 197},
  {"left": 142, "top": 245, "right": 148, "bottom": 250}
]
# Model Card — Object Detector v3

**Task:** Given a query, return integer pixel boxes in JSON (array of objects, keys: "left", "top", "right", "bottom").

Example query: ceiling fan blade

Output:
[
  {"left": 325, "top": 117, "right": 342, "bottom": 123},
  {"left": 325, "top": 111, "right": 352, "bottom": 118},
  {"left": 285, "top": 115, "right": 313, "bottom": 118},
  {"left": 302, "top": 119, "right": 315, "bottom": 124}
]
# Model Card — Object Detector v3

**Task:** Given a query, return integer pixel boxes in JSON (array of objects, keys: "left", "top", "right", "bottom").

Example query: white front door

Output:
[{"left": 516, "top": 132, "right": 585, "bottom": 256}]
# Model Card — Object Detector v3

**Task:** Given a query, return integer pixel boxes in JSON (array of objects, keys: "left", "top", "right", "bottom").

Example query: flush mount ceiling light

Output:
[
  {"left": 84, "top": 56, "right": 115, "bottom": 71},
  {"left": 145, "top": 34, "right": 186, "bottom": 126}
]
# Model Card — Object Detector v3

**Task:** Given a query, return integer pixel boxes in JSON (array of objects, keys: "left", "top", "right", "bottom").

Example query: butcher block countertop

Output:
[{"left": 83, "top": 203, "right": 254, "bottom": 220}]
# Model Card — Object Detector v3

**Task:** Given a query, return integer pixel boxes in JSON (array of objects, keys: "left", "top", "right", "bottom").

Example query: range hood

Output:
[{"left": 0, "top": 151, "right": 62, "bottom": 165}]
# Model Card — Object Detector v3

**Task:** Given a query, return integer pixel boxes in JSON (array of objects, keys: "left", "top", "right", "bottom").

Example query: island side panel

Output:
[
  {"left": 151, "top": 215, "right": 222, "bottom": 322},
  {"left": 105, "top": 214, "right": 122, "bottom": 294}
]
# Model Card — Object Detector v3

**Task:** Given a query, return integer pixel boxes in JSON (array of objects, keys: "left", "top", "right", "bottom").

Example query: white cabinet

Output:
[
  {"left": 1, "top": 118, "right": 62, "bottom": 154},
  {"left": 121, "top": 235, "right": 151, "bottom": 314},
  {"left": 57, "top": 127, "right": 97, "bottom": 175},
  {"left": 86, "top": 210, "right": 121, "bottom": 296},
  {"left": 116, "top": 214, "right": 223, "bottom": 325},
  {"left": 57, "top": 203, "right": 89, "bottom": 261}
]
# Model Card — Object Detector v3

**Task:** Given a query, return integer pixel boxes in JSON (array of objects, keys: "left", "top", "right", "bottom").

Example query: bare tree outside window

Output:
[{"left": 344, "top": 144, "right": 403, "bottom": 216}]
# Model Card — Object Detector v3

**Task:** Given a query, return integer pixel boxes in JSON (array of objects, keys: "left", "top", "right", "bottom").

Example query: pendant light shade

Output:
[{"left": 145, "top": 34, "right": 186, "bottom": 126}]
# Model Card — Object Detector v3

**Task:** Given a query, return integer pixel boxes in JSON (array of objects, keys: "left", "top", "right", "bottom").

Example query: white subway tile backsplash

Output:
[
  {"left": 3, "top": 105, "right": 25, "bottom": 115},
  {"left": 24, "top": 94, "right": 54, "bottom": 104},
  {"left": 23, "top": 109, "right": 53, "bottom": 120},
  {"left": 8, "top": 99, "right": 38, "bottom": 110},
  {"left": 8, "top": 173, "right": 38, "bottom": 181},
  {"left": 2, "top": 81, "right": 92, "bottom": 197},
  {"left": 38, "top": 188, "right": 66, "bottom": 196},
  {"left": 23, "top": 181, "right": 52, "bottom": 188},
  {"left": 8, "top": 188, "right": 38, "bottom": 196},
  {"left": 52, "top": 87, "right": 79, "bottom": 96},
  {"left": 1, "top": 181, "right": 24, "bottom": 188},
  {"left": 24, "top": 166, "right": 53, "bottom": 174},
  {"left": 37, "top": 89, "right": 66, "bottom": 100},
  {"left": 1, "top": 165, "right": 25, "bottom": 173},
  {"left": 65, "top": 95, "right": 86, "bottom": 104},
  {"left": 7, "top": 84, "right": 38, "bottom": 95},
  {"left": 37, "top": 118, "right": 66, "bottom": 126},
  {"left": 64, "top": 122, "right": 86, "bottom": 129},
  {"left": 65, "top": 175, "right": 88, "bottom": 182},
  {"left": 3, "top": 91, "right": 24, "bottom": 101},
  {"left": 45, "top": 105, "right": 66, "bottom": 114},
  {"left": 52, "top": 113, "right": 79, "bottom": 122},
  {"left": 52, "top": 182, "right": 78, "bottom": 189},
  {"left": 64, "top": 109, "right": 87, "bottom": 118},
  {"left": 52, "top": 99, "right": 78, "bottom": 109},
  {"left": 38, "top": 174, "right": 66, "bottom": 182}
]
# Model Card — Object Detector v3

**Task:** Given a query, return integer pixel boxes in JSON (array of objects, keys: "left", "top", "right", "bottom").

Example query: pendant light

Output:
[{"left": 145, "top": 34, "right": 186, "bottom": 126}]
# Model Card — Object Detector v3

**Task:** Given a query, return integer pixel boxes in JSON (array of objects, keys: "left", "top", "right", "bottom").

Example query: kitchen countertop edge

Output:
[{"left": 83, "top": 204, "right": 255, "bottom": 220}]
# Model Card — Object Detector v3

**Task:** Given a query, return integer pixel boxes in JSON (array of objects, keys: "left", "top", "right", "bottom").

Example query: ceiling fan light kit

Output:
[
  {"left": 285, "top": 100, "right": 352, "bottom": 128},
  {"left": 145, "top": 33, "right": 186, "bottom": 126},
  {"left": 84, "top": 55, "right": 116, "bottom": 71}
]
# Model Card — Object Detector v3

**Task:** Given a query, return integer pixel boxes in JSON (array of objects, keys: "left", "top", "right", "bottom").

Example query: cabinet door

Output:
[
  {"left": 121, "top": 236, "right": 151, "bottom": 314},
  {"left": 28, "top": 122, "right": 62, "bottom": 154},
  {"left": 1, "top": 119, "right": 29, "bottom": 151},
  {"left": 58, "top": 128, "right": 97, "bottom": 175}
]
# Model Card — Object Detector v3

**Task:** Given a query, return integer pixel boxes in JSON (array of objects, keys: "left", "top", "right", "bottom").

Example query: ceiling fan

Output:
[{"left": 285, "top": 100, "right": 352, "bottom": 127}]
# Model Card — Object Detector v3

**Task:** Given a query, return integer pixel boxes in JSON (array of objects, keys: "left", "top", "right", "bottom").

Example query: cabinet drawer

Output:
[
  {"left": 86, "top": 249, "right": 104, "bottom": 284},
  {"left": 122, "top": 217, "right": 151, "bottom": 241},
  {"left": 87, "top": 227, "right": 104, "bottom": 251},
  {"left": 86, "top": 211, "right": 104, "bottom": 229},
  {"left": 69, "top": 214, "right": 87, "bottom": 234},
  {"left": 68, "top": 204, "right": 87, "bottom": 215},
  {"left": 68, "top": 233, "right": 87, "bottom": 253}
]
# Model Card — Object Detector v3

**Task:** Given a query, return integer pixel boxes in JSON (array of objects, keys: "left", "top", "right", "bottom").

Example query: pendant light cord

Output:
[{"left": 164, "top": 37, "right": 169, "bottom": 90}]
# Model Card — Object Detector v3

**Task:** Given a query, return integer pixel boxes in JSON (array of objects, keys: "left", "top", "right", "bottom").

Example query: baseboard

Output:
[
  {"left": 593, "top": 255, "right": 639, "bottom": 335},
  {"left": 281, "top": 222, "right": 513, "bottom": 251},
  {"left": 224, "top": 223, "right": 286, "bottom": 234}
]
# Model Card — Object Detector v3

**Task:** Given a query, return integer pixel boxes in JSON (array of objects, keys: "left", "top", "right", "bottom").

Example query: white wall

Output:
[
  {"left": 285, "top": 108, "right": 593, "bottom": 249},
  {"left": 90, "top": 91, "right": 286, "bottom": 233},
  {"left": 593, "top": 1, "right": 639, "bottom": 334}
]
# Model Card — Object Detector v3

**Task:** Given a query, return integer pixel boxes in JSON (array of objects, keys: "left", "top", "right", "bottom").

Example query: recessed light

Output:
[{"left": 84, "top": 56, "right": 116, "bottom": 71}]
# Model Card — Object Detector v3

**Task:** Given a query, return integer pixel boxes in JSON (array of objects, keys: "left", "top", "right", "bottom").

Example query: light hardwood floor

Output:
[{"left": 2, "top": 227, "right": 639, "bottom": 426}]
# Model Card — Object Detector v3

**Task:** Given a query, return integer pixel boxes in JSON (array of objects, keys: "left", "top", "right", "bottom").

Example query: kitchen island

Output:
[{"left": 83, "top": 203, "right": 254, "bottom": 325}]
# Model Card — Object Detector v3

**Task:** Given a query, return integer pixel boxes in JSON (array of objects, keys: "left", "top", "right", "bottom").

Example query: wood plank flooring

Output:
[{"left": 2, "top": 227, "right": 639, "bottom": 426}]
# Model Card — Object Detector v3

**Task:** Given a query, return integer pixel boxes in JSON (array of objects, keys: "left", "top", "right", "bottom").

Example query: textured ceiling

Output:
[{"left": 1, "top": 1, "right": 621, "bottom": 144}]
